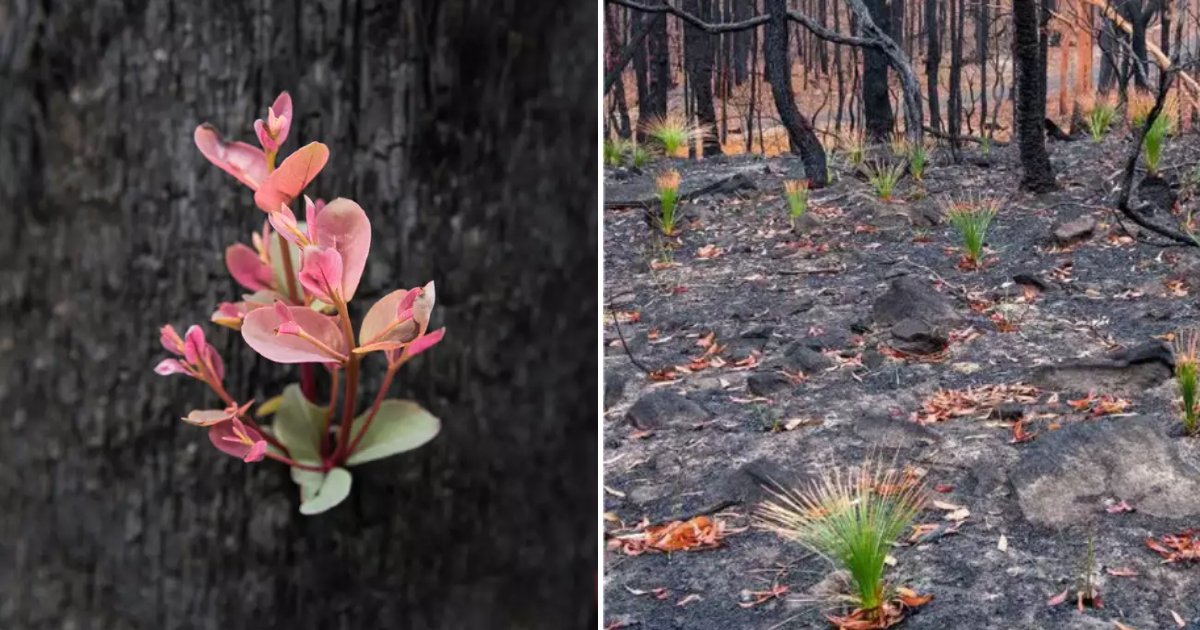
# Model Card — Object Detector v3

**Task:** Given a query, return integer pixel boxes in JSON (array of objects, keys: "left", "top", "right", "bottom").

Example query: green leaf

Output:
[
  {"left": 291, "top": 467, "right": 325, "bottom": 503},
  {"left": 272, "top": 384, "right": 326, "bottom": 466},
  {"left": 345, "top": 400, "right": 440, "bottom": 466},
  {"left": 256, "top": 394, "right": 284, "bottom": 417},
  {"left": 298, "top": 467, "right": 352, "bottom": 515}
]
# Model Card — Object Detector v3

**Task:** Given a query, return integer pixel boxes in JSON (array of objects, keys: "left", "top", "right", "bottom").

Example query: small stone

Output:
[
  {"left": 872, "top": 276, "right": 960, "bottom": 328},
  {"left": 780, "top": 342, "right": 833, "bottom": 373},
  {"left": 604, "top": 370, "right": 627, "bottom": 409},
  {"left": 890, "top": 318, "right": 948, "bottom": 355},
  {"left": 1052, "top": 216, "right": 1096, "bottom": 244},
  {"left": 747, "top": 372, "right": 792, "bottom": 397},
  {"left": 626, "top": 390, "right": 711, "bottom": 430}
]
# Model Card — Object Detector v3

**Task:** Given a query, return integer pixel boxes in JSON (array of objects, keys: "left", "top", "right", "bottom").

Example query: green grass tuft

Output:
[
  {"left": 643, "top": 115, "right": 708, "bottom": 158},
  {"left": 783, "top": 179, "right": 810, "bottom": 229},
  {"left": 1085, "top": 103, "right": 1116, "bottom": 143},
  {"left": 862, "top": 160, "right": 905, "bottom": 201},
  {"left": 655, "top": 170, "right": 682, "bottom": 236},
  {"left": 758, "top": 460, "right": 926, "bottom": 614},
  {"left": 1174, "top": 330, "right": 1200, "bottom": 435},
  {"left": 945, "top": 195, "right": 999, "bottom": 268},
  {"left": 1143, "top": 111, "right": 1173, "bottom": 176},
  {"left": 907, "top": 142, "right": 928, "bottom": 182}
]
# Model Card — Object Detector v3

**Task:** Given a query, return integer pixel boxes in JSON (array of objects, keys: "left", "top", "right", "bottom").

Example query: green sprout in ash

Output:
[
  {"left": 862, "top": 159, "right": 905, "bottom": 201},
  {"left": 783, "top": 179, "right": 810, "bottom": 230},
  {"left": 945, "top": 194, "right": 999, "bottom": 270},
  {"left": 1143, "top": 109, "right": 1174, "bottom": 177},
  {"left": 758, "top": 459, "right": 929, "bottom": 627},
  {"left": 655, "top": 169, "right": 682, "bottom": 236},
  {"left": 1084, "top": 100, "right": 1116, "bottom": 143},
  {"left": 1174, "top": 329, "right": 1199, "bottom": 436},
  {"left": 643, "top": 114, "right": 708, "bottom": 159}
]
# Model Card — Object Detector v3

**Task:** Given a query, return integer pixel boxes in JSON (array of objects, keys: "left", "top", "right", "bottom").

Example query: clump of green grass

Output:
[
  {"left": 655, "top": 169, "right": 682, "bottom": 236},
  {"left": 944, "top": 195, "right": 999, "bottom": 269},
  {"left": 842, "top": 133, "right": 866, "bottom": 168},
  {"left": 907, "top": 142, "right": 928, "bottom": 183},
  {"left": 604, "top": 137, "right": 629, "bottom": 167},
  {"left": 630, "top": 144, "right": 651, "bottom": 168},
  {"left": 862, "top": 159, "right": 905, "bottom": 201},
  {"left": 783, "top": 179, "right": 810, "bottom": 229},
  {"left": 1143, "top": 111, "right": 1174, "bottom": 176},
  {"left": 979, "top": 135, "right": 992, "bottom": 157},
  {"left": 758, "top": 459, "right": 926, "bottom": 620},
  {"left": 1085, "top": 102, "right": 1116, "bottom": 143},
  {"left": 1174, "top": 330, "right": 1199, "bottom": 436},
  {"left": 643, "top": 114, "right": 707, "bottom": 158}
]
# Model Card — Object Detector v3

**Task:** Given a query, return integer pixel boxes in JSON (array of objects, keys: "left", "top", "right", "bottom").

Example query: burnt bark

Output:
[
  {"left": 0, "top": 1, "right": 597, "bottom": 629},
  {"left": 684, "top": 0, "right": 724, "bottom": 155},
  {"left": 925, "top": 0, "right": 942, "bottom": 130},
  {"left": 765, "top": 0, "right": 829, "bottom": 185},
  {"left": 862, "top": 0, "right": 897, "bottom": 140},
  {"left": 1013, "top": 0, "right": 1059, "bottom": 190},
  {"left": 647, "top": 7, "right": 672, "bottom": 121}
]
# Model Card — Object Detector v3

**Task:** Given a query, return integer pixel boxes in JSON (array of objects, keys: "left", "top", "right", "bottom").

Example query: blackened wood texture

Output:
[{"left": 0, "top": 1, "right": 598, "bottom": 629}]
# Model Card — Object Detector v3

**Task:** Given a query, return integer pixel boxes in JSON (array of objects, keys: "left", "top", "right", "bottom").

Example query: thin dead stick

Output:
[{"left": 608, "top": 309, "right": 651, "bottom": 373}]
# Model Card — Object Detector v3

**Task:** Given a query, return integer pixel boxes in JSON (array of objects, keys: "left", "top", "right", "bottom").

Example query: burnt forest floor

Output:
[{"left": 602, "top": 131, "right": 1200, "bottom": 630}]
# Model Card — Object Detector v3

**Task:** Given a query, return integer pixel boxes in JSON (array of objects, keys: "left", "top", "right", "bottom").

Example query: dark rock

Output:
[
  {"left": 604, "top": 370, "right": 626, "bottom": 409},
  {"left": 990, "top": 402, "right": 1026, "bottom": 421},
  {"left": 799, "top": 328, "right": 850, "bottom": 351},
  {"left": 853, "top": 412, "right": 941, "bottom": 447},
  {"left": 740, "top": 325, "right": 775, "bottom": 339},
  {"left": 1011, "top": 416, "right": 1200, "bottom": 528},
  {"left": 780, "top": 342, "right": 833, "bottom": 373},
  {"left": 863, "top": 349, "right": 886, "bottom": 370},
  {"left": 1012, "top": 272, "right": 1048, "bottom": 291},
  {"left": 626, "top": 390, "right": 711, "bottom": 430},
  {"left": 1052, "top": 216, "right": 1096, "bottom": 244},
  {"left": 1138, "top": 173, "right": 1177, "bottom": 215},
  {"left": 871, "top": 276, "right": 960, "bottom": 328},
  {"left": 710, "top": 458, "right": 807, "bottom": 505},
  {"left": 1031, "top": 341, "right": 1173, "bottom": 396},
  {"left": 890, "top": 318, "right": 948, "bottom": 355},
  {"left": 747, "top": 372, "right": 793, "bottom": 397}
]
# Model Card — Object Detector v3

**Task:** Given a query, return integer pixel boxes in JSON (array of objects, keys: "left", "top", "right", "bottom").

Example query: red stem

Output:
[
  {"left": 345, "top": 363, "right": 398, "bottom": 457},
  {"left": 265, "top": 450, "right": 324, "bottom": 471},
  {"left": 330, "top": 296, "right": 360, "bottom": 463},
  {"left": 321, "top": 367, "right": 341, "bottom": 460}
]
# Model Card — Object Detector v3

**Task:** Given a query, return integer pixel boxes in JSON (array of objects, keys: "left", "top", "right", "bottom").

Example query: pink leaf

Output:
[
  {"left": 208, "top": 418, "right": 268, "bottom": 462},
  {"left": 242, "top": 304, "right": 347, "bottom": 364},
  {"left": 225, "top": 243, "right": 274, "bottom": 291},
  {"left": 298, "top": 246, "right": 344, "bottom": 303},
  {"left": 253, "top": 142, "right": 329, "bottom": 213},
  {"left": 154, "top": 358, "right": 188, "bottom": 376},
  {"left": 305, "top": 196, "right": 325, "bottom": 243},
  {"left": 359, "top": 288, "right": 415, "bottom": 346},
  {"left": 412, "top": 281, "right": 436, "bottom": 331},
  {"left": 183, "top": 409, "right": 233, "bottom": 426},
  {"left": 183, "top": 325, "right": 206, "bottom": 365},
  {"left": 160, "top": 324, "right": 185, "bottom": 355},
  {"left": 406, "top": 327, "right": 446, "bottom": 358},
  {"left": 313, "top": 198, "right": 371, "bottom": 302},
  {"left": 254, "top": 91, "right": 293, "bottom": 152},
  {"left": 194, "top": 124, "right": 268, "bottom": 190}
]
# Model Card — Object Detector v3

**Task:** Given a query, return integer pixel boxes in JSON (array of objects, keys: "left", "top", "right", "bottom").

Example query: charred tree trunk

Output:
[
  {"left": 0, "top": 1, "right": 597, "bottom": 628},
  {"left": 684, "top": 0, "right": 724, "bottom": 155},
  {"left": 647, "top": 8, "right": 672, "bottom": 121},
  {"left": 764, "top": 0, "right": 829, "bottom": 184},
  {"left": 926, "top": 0, "right": 943, "bottom": 130},
  {"left": 977, "top": 0, "right": 990, "bottom": 134},
  {"left": 949, "top": 0, "right": 964, "bottom": 149},
  {"left": 862, "top": 0, "right": 897, "bottom": 140},
  {"left": 1014, "top": 0, "right": 1059, "bottom": 190},
  {"left": 1098, "top": 20, "right": 1119, "bottom": 92},
  {"left": 732, "top": 0, "right": 754, "bottom": 84},
  {"left": 608, "top": 7, "right": 635, "bottom": 138}
]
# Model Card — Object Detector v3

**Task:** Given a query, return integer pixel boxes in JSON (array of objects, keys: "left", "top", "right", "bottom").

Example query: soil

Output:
[{"left": 602, "top": 134, "right": 1200, "bottom": 630}]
